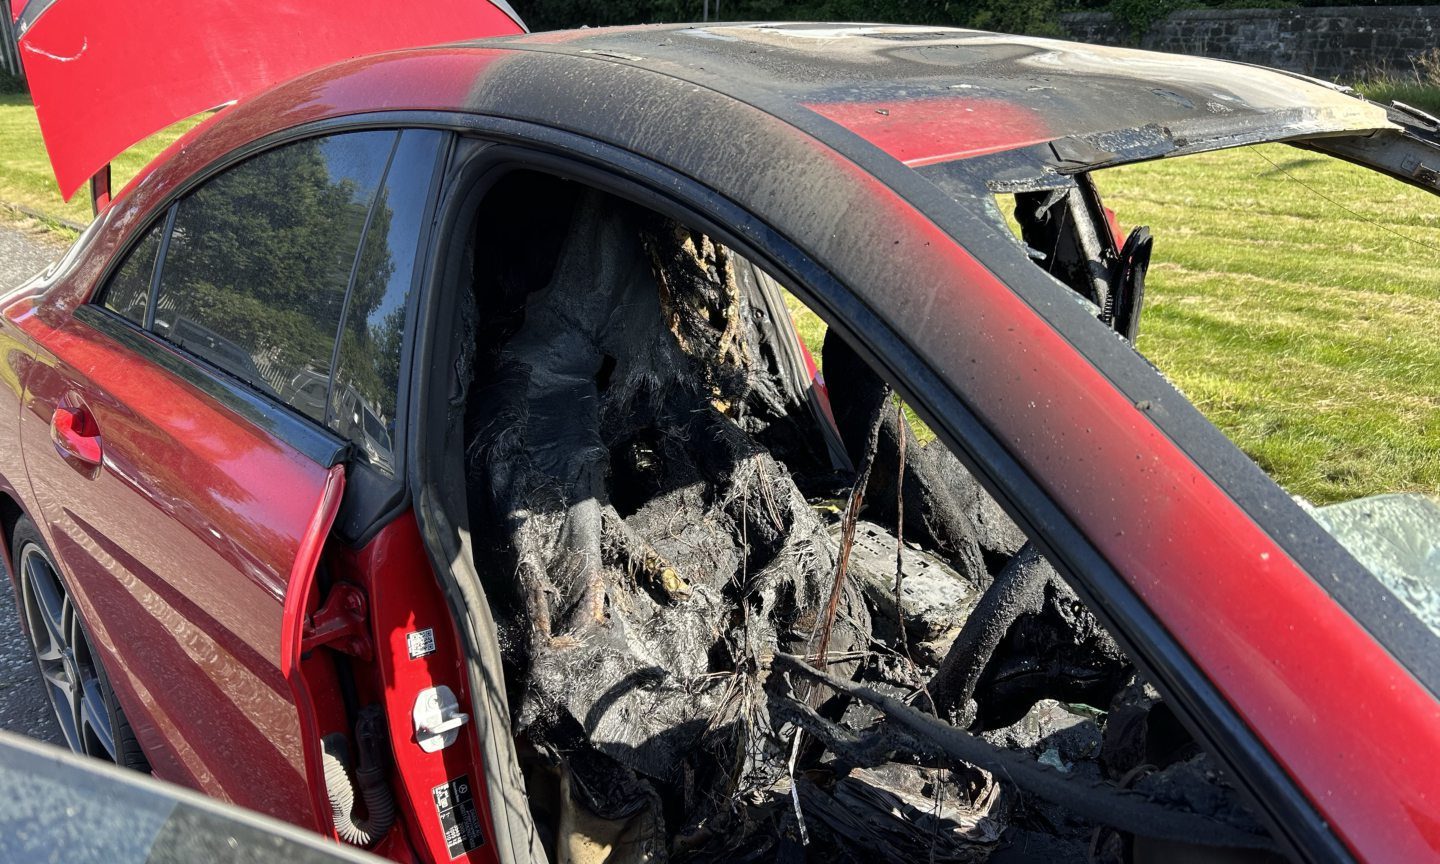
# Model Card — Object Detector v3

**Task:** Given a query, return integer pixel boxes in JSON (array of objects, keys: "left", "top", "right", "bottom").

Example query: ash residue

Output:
[{"left": 458, "top": 180, "right": 1270, "bottom": 862}]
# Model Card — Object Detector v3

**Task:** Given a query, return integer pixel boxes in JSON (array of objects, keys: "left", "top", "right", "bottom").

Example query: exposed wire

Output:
[
  {"left": 1247, "top": 146, "right": 1440, "bottom": 254},
  {"left": 893, "top": 399, "right": 911, "bottom": 665}
]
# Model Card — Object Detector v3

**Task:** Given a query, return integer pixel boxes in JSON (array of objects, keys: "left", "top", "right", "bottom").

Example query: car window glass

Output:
[
  {"left": 100, "top": 220, "right": 163, "bottom": 325},
  {"left": 327, "top": 129, "right": 443, "bottom": 473},
  {"left": 152, "top": 131, "right": 399, "bottom": 422}
]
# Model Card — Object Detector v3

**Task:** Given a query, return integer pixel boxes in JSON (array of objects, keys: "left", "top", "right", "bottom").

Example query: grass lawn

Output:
[
  {"left": 1355, "top": 80, "right": 1440, "bottom": 117},
  {"left": 1102, "top": 145, "right": 1439, "bottom": 504},
  {"left": 0, "top": 94, "right": 204, "bottom": 234},
  {"left": 789, "top": 143, "right": 1439, "bottom": 505}
]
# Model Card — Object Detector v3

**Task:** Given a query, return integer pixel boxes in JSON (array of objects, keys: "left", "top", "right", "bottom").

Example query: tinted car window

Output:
[
  {"left": 100, "top": 221, "right": 163, "bottom": 325},
  {"left": 152, "top": 131, "right": 399, "bottom": 421},
  {"left": 328, "top": 129, "right": 444, "bottom": 473}
]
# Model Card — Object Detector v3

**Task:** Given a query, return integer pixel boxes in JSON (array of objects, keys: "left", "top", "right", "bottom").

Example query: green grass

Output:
[
  {"left": 786, "top": 144, "right": 1439, "bottom": 504},
  {"left": 1354, "top": 81, "right": 1440, "bottom": 117},
  {"left": 784, "top": 291, "right": 829, "bottom": 362},
  {"left": 0, "top": 94, "right": 204, "bottom": 230},
  {"left": 1101, "top": 144, "right": 1440, "bottom": 504},
  {"left": 782, "top": 291, "right": 937, "bottom": 444}
]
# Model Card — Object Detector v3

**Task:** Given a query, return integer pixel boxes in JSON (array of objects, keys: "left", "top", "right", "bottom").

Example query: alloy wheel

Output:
[{"left": 18, "top": 544, "right": 117, "bottom": 761}]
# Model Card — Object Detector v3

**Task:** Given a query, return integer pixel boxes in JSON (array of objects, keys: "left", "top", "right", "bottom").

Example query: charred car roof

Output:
[
  {"left": 113, "top": 22, "right": 1416, "bottom": 226},
  {"left": 23, "top": 21, "right": 1440, "bottom": 864},
  {"left": 481, "top": 23, "right": 1395, "bottom": 171}
]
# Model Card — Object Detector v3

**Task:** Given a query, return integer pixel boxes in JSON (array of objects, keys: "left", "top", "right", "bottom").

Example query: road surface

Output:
[{"left": 0, "top": 220, "right": 66, "bottom": 746}]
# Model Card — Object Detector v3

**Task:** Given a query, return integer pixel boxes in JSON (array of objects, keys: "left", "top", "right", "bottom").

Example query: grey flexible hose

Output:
[{"left": 321, "top": 706, "right": 396, "bottom": 846}]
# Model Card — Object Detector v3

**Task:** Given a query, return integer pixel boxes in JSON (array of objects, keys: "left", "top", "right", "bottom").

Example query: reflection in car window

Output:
[
  {"left": 101, "top": 221, "right": 162, "bottom": 326},
  {"left": 327, "top": 129, "right": 443, "bottom": 473},
  {"left": 152, "top": 131, "right": 399, "bottom": 421}
]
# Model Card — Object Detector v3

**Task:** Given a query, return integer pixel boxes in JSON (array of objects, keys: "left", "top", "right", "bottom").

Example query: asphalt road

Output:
[{"left": 0, "top": 221, "right": 66, "bottom": 747}]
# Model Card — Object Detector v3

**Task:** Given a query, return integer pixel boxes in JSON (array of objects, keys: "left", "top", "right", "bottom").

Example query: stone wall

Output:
[{"left": 1060, "top": 6, "right": 1440, "bottom": 81}]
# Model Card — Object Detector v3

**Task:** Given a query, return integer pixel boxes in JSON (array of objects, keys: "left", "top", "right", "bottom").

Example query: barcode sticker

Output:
[{"left": 407, "top": 628, "right": 437, "bottom": 659}]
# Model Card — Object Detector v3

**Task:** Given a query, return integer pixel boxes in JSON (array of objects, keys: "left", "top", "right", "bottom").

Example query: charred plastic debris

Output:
[{"left": 458, "top": 178, "right": 1278, "bottom": 863}]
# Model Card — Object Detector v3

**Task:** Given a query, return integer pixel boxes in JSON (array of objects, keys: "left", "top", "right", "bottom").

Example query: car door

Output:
[{"left": 16, "top": 128, "right": 444, "bottom": 830}]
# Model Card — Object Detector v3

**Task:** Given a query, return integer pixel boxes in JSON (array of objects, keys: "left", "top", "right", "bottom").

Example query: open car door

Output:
[{"left": 10, "top": 0, "right": 526, "bottom": 201}]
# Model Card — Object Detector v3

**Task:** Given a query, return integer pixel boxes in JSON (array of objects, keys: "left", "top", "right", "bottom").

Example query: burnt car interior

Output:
[
  {"left": 997, "top": 179, "right": 1153, "bottom": 345},
  {"left": 420, "top": 163, "right": 1293, "bottom": 863}
]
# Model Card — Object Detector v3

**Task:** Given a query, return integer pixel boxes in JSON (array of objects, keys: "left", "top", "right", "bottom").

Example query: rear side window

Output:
[
  {"left": 91, "top": 128, "right": 444, "bottom": 470},
  {"left": 152, "top": 131, "right": 397, "bottom": 421},
  {"left": 101, "top": 221, "right": 163, "bottom": 325}
]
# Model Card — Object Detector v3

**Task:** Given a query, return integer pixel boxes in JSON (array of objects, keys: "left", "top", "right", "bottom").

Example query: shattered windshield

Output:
[{"left": 1310, "top": 494, "right": 1440, "bottom": 638}]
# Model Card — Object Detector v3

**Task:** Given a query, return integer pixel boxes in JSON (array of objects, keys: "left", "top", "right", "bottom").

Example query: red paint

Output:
[
  {"left": 0, "top": 47, "right": 522, "bottom": 850},
  {"left": 1102, "top": 205, "right": 1125, "bottom": 248},
  {"left": 793, "top": 331, "right": 838, "bottom": 432},
  {"left": 280, "top": 463, "right": 347, "bottom": 838},
  {"left": 97, "top": 50, "right": 505, "bottom": 235},
  {"left": 0, "top": 33, "right": 1432, "bottom": 863},
  {"left": 802, "top": 97, "right": 1054, "bottom": 166},
  {"left": 17, "top": 0, "right": 523, "bottom": 198},
  {"left": 336, "top": 512, "right": 500, "bottom": 864},
  {"left": 10, "top": 292, "right": 335, "bottom": 826}
]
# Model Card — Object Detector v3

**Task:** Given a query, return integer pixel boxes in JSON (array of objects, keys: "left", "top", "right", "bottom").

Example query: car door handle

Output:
[{"left": 51, "top": 405, "right": 103, "bottom": 468}]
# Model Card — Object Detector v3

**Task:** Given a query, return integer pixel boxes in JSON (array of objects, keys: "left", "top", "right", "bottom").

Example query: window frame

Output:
[
  {"left": 84, "top": 126, "right": 450, "bottom": 482},
  {"left": 95, "top": 207, "right": 170, "bottom": 327}
]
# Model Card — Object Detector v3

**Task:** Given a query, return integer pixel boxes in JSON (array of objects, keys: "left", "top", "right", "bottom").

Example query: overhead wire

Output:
[{"left": 1246, "top": 145, "right": 1440, "bottom": 255}]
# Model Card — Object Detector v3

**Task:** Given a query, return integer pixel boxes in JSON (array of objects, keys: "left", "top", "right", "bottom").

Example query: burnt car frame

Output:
[{"left": 2, "top": 15, "right": 1439, "bottom": 864}]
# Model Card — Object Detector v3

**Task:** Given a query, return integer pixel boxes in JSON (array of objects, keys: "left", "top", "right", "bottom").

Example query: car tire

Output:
[{"left": 12, "top": 516, "right": 150, "bottom": 771}]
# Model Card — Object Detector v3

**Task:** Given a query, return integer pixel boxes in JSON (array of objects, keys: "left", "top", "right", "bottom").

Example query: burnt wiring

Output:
[{"left": 772, "top": 654, "right": 1275, "bottom": 853}]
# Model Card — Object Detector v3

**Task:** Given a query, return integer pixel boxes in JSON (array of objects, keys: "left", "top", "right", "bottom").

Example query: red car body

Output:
[{"left": 3, "top": 9, "right": 1438, "bottom": 864}]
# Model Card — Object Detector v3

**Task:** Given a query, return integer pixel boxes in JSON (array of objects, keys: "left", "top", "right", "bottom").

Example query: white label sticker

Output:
[
  {"left": 407, "top": 628, "right": 437, "bottom": 660},
  {"left": 433, "top": 774, "right": 484, "bottom": 857}
]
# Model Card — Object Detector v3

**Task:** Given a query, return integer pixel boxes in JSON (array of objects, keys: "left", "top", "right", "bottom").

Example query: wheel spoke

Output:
[
  {"left": 46, "top": 673, "right": 81, "bottom": 753},
  {"left": 39, "top": 657, "right": 72, "bottom": 692},
  {"left": 72, "top": 628, "right": 118, "bottom": 762},
  {"left": 16, "top": 540, "right": 121, "bottom": 764},
  {"left": 67, "top": 603, "right": 87, "bottom": 664},
  {"left": 79, "top": 680, "right": 116, "bottom": 761},
  {"left": 68, "top": 659, "right": 85, "bottom": 725},
  {"left": 22, "top": 551, "right": 67, "bottom": 661}
]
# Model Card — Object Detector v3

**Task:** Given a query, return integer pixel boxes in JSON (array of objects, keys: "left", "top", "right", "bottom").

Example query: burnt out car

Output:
[{"left": 3, "top": 6, "right": 1439, "bottom": 864}]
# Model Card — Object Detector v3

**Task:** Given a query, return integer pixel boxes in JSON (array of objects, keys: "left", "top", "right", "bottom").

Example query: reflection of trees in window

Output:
[
  {"left": 102, "top": 222, "right": 161, "bottom": 325},
  {"left": 139, "top": 128, "right": 440, "bottom": 464},
  {"left": 155, "top": 133, "right": 396, "bottom": 422},
  {"left": 328, "top": 129, "right": 444, "bottom": 471},
  {"left": 333, "top": 184, "right": 397, "bottom": 415}
]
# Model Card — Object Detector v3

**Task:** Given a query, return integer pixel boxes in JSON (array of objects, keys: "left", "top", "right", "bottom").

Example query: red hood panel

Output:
[{"left": 14, "top": 0, "right": 524, "bottom": 200}]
